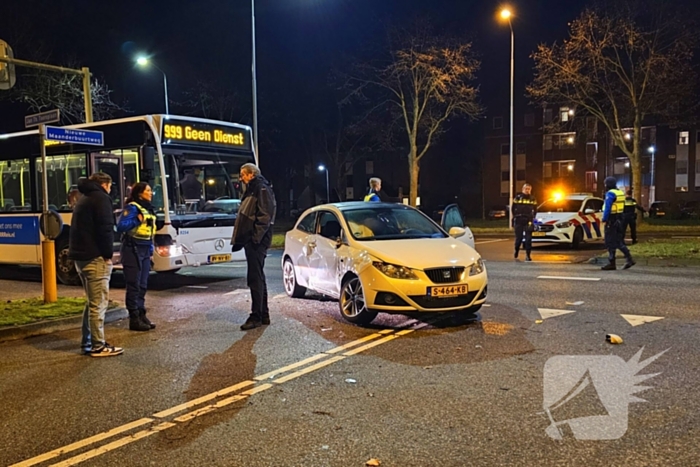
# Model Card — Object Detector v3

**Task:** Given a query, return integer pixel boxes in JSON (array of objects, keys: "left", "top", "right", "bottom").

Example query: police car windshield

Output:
[{"left": 539, "top": 199, "right": 583, "bottom": 213}]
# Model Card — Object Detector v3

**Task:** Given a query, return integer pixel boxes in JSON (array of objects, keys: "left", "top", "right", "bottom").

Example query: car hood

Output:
[{"left": 357, "top": 238, "right": 480, "bottom": 269}]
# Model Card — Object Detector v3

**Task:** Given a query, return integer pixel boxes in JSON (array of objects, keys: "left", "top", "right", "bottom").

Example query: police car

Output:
[{"left": 532, "top": 194, "right": 605, "bottom": 248}]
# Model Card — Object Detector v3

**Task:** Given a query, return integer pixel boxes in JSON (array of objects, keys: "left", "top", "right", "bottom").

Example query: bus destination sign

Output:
[{"left": 162, "top": 120, "right": 251, "bottom": 151}]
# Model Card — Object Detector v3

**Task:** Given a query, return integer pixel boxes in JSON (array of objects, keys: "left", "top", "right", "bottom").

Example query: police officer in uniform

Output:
[
  {"left": 364, "top": 177, "right": 382, "bottom": 202},
  {"left": 512, "top": 183, "right": 537, "bottom": 261},
  {"left": 623, "top": 189, "right": 645, "bottom": 245},
  {"left": 117, "top": 182, "right": 157, "bottom": 331},
  {"left": 601, "top": 177, "right": 635, "bottom": 270}
]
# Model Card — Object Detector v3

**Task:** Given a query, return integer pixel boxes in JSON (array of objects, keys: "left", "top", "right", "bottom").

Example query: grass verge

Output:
[
  {"left": 628, "top": 239, "right": 700, "bottom": 259},
  {"left": 0, "top": 298, "right": 119, "bottom": 327}
]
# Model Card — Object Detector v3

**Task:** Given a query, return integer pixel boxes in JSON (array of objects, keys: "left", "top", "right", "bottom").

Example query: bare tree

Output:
[
  {"left": 528, "top": 1, "right": 697, "bottom": 211},
  {"left": 180, "top": 79, "right": 248, "bottom": 123},
  {"left": 351, "top": 21, "right": 482, "bottom": 206}
]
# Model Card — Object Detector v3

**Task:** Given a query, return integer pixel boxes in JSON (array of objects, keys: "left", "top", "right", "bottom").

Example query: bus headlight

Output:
[{"left": 156, "top": 245, "right": 183, "bottom": 257}]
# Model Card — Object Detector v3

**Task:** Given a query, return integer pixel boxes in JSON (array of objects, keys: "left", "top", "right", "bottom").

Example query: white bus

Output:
[{"left": 0, "top": 114, "right": 255, "bottom": 284}]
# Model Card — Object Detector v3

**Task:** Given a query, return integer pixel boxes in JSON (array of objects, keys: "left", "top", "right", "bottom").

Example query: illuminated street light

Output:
[
  {"left": 135, "top": 56, "right": 169, "bottom": 115},
  {"left": 318, "top": 164, "right": 330, "bottom": 204},
  {"left": 648, "top": 145, "right": 656, "bottom": 203},
  {"left": 499, "top": 6, "right": 515, "bottom": 230}
]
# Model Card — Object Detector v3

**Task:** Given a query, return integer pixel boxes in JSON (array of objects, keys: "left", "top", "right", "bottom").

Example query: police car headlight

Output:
[
  {"left": 555, "top": 221, "right": 572, "bottom": 229},
  {"left": 469, "top": 258, "right": 485, "bottom": 276},
  {"left": 372, "top": 262, "right": 418, "bottom": 280}
]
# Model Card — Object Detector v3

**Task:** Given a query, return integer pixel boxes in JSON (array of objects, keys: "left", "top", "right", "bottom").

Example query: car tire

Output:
[
  {"left": 283, "top": 258, "right": 306, "bottom": 298},
  {"left": 339, "top": 276, "right": 378, "bottom": 325},
  {"left": 570, "top": 226, "right": 583, "bottom": 249},
  {"left": 55, "top": 237, "right": 81, "bottom": 286}
]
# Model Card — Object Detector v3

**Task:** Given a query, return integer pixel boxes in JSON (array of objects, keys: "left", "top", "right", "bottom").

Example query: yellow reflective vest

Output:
[
  {"left": 127, "top": 202, "right": 156, "bottom": 241},
  {"left": 608, "top": 189, "right": 626, "bottom": 215}
]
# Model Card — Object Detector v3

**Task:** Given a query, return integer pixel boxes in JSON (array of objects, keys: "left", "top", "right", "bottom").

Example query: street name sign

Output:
[
  {"left": 45, "top": 126, "right": 104, "bottom": 146},
  {"left": 25, "top": 109, "right": 60, "bottom": 127}
]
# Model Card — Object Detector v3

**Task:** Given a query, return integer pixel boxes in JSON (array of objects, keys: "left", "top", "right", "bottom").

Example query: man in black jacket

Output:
[
  {"left": 231, "top": 163, "right": 277, "bottom": 330},
  {"left": 512, "top": 183, "right": 537, "bottom": 261},
  {"left": 69, "top": 173, "right": 123, "bottom": 357}
]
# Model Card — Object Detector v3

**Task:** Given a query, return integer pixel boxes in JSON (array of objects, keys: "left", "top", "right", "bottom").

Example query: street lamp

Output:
[
  {"left": 318, "top": 164, "right": 329, "bottom": 204},
  {"left": 648, "top": 145, "right": 656, "bottom": 204},
  {"left": 499, "top": 7, "right": 515, "bottom": 229},
  {"left": 251, "top": 0, "right": 260, "bottom": 163},
  {"left": 136, "top": 56, "right": 169, "bottom": 115}
]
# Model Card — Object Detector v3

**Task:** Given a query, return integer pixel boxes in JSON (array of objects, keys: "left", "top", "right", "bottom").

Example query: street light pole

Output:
[
  {"left": 319, "top": 165, "right": 329, "bottom": 203},
  {"left": 136, "top": 57, "right": 169, "bottom": 115},
  {"left": 251, "top": 0, "right": 260, "bottom": 164},
  {"left": 648, "top": 145, "right": 656, "bottom": 205},
  {"left": 507, "top": 16, "right": 514, "bottom": 231}
]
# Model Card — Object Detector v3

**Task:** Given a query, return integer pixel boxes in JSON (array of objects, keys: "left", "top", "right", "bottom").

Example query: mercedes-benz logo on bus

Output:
[{"left": 214, "top": 239, "right": 225, "bottom": 251}]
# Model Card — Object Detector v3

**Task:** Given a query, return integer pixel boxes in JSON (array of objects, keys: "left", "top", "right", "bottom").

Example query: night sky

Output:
[{"left": 2, "top": 0, "right": 599, "bottom": 213}]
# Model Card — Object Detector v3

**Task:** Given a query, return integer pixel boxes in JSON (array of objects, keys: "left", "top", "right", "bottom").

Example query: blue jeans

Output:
[
  {"left": 75, "top": 257, "right": 113, "bottom": 351},
  {"left": 121, "top": 242, "right": 151, "bottom": 311}
]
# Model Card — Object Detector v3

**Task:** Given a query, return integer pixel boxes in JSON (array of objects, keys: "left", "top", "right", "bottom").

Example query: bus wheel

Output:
[{"left": 55, "top": 239, "right": 81, "bottom": 286}]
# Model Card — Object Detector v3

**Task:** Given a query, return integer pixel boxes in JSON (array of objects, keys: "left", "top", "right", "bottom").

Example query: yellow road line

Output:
[
  {"left": 153, "top": 380, "right": 255, "bottom": 418},
  {"left": 49, "top": 422, "right": 175, "bottom": 467},
  {"left": 241, "top": 383, "right": 274, "bottom": 396},
  {"left": 343, "top": 335, "right": 400, "bottom": 356},
  {"left": 272, "top": 356, "right": 346, "bottom": 384},
  {"left": 10, "top": 418, "right": 154, "bottom": 467},
  {"left": 325, "top": 333, "right": 386, "bottom": 354},
  {"left": 254, "top": 354, "right": 328, "bottom": 381}
]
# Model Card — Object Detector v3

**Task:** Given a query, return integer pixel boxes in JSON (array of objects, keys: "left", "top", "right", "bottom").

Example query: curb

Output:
[
  {"left": 588, "top": 256, "right": 700, "bottom": 268},
  {"left": 0, "top": 307, "right": 128, "bottom": 343}
]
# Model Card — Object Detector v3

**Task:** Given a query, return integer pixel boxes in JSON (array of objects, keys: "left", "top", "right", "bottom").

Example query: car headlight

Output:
[
  {"left": 555, "top": 221, "right": 571, "bottom": 229},
  {"left": 469, "top": 258, "right": 485, "bottom": 276},
  {"left": 372, "top": 261, "right": 418, "bottom": 280}
]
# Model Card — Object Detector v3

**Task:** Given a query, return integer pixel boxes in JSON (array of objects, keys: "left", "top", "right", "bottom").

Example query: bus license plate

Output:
[
  {"left": 428, "top": 285, "right": 468, "bottom": 298},
  {"left": 532, "top": 232, "right": 546, "bottom": 237},
  {"left": 208, "top": 254, "right": 231, "bottom": 263}
]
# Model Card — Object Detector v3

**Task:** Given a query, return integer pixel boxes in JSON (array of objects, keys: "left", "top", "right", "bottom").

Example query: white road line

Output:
[
  {"left": 537, "top": 276, "right": 601, "bottom": 281},
  {"left": 223, "top": 289, "right": 246, "bottom": 296},
  {"left": 186, "top": 286, "right": 208, "bottom": 289},
  {"left": 474, "top": 239, "right": 508, "bottom": 245}
]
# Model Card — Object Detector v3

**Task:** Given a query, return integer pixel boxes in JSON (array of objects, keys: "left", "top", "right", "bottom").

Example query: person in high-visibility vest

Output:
[
  {"left": 364, "top": 177, "right": 382, "bottom": 202},
  {"left": 117, "top": 182, "right": 157, "bottom": 331},
  {"left": 512, "top": 183, "right": 537, "bottom": 261},
  {"left": 623, "top": 189, "right": 645, "bottom": 245},
  {"left": 601, "top": 177, "right": 635, "bottom": 270}
]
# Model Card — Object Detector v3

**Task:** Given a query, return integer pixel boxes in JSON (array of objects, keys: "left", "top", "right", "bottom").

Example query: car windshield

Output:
[
  {"left": 343, "top": 206, "right": 446, "bottom": 241},
  {"left": 539, "top": 199, "right": 583, "bottom": 213}
]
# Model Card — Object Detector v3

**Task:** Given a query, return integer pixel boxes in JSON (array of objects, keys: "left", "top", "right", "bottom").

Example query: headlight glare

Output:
[
  {"left": 372, "top": 261, "right": 418, "bottom": 280},
  {"left": 469, "top": 258, "right": 485, "bottom": 276}
]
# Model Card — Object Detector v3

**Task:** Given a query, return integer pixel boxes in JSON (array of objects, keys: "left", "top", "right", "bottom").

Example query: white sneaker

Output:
[{"left": 90, "top": 344, "right": 124, "bottom": 357}]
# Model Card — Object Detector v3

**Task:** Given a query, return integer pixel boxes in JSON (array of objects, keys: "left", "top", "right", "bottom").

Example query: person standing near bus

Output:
[
  {"left": 231, "top": 163, "right": 277, "bottom": 330},
  {"left": 117, "top": 182, "right": 157, "bottom": 332},
  {"left": 69, "top": 172, "right": 123, "bottom": 357}
]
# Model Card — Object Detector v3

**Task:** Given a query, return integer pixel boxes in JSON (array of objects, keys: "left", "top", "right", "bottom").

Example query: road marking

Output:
[
  {"left": 343, "top": 335, "right": 400, "bottom": 356},
  {"left": 186, "top": 285, "right": 208, "bottom": 289},
  {"left": 672, "top": 236, "right": 700, "bottom": 239},
  {"left": 255, "top": 354, "right": 329, "bottom": 381},
  {"left": 537, "top": 276, "right": 601, "bottom": 281},
  {"left": 566, "top": 301, "right": 585, "bottom": 306},
  {"left": 272, "top": 356, "right": 346, "bottom": 384},
  {"left": 153, "top": 380, "right": 255, "bottom": 418},
  {"left": 9, "top": 418, "right": 154, "bottom": 467},
  {"left": 49, "top": 422, "right": 176, "bottom": 467},
  {"left": 538, "top": 308, "right": 576, "bottom": 320},
  {"left": 223, "top": 289, "right": 246, "bottom": 296},
  {"left": 621, "top": 314, "right": 665, "bottom": 327},
  {"left": 528, "top": 261, "right": 573, "bottom": 264},
  {"left": 325, "top": 333, "right": 386, "bottom": 354},
  {"left": 474, "top": 239, "right": 508, "bottom": 245}
]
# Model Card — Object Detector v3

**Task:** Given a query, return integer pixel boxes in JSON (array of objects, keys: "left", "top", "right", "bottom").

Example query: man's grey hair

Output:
[
  {"left": 369, "top": 177, "right": 382, "bottom": 189},
  {"left": 522, "top": 183, "right": 532, "bottom": 189},
  {"left": 240, "top": 163, "right": 261, "bottom": 177}
]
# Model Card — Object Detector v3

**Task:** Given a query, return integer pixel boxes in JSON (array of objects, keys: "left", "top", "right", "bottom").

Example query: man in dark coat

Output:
[
  {"left": 231, "top": 163, "right": 277, "bottom": 330},
  {"left": 69, "top": 172, "right": 123, "bottom": 357}
]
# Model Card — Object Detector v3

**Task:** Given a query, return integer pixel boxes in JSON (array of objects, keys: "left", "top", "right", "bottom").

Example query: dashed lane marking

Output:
[
  {"left": 537, "top": 276, "right": 601, "bottom": 281},
  {"left": 474, "top": 239, "right": 508, "bottom": 245},
  {"left": 223, "top": 289, "right": 247, "bottom": 296}
]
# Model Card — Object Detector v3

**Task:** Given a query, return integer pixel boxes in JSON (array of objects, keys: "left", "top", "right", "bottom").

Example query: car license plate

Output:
[
  {"left": 428, "top": 285, "right": 468, "bottom": 297},
  {"left": 208, "top": 254, "right": 231, "bottom": 263},
  {"left": 532, "top": 232, "right": 546, "bottom": 237}
]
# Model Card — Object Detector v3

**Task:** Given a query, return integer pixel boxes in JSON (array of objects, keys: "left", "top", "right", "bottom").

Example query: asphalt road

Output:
[{"left": 1, "top": 238, "right": 699, "bottom": 466}]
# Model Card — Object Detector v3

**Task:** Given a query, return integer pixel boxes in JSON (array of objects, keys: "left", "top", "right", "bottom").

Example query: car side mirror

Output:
[
  {"left": 584, "top": 209, "right": 596, "bottom": 214},
  {"left": 449, "top": 226, "right": 466, "bottom": 238},
  {"left": 335, "top": 230, "right": 348, "bottom": 249}
]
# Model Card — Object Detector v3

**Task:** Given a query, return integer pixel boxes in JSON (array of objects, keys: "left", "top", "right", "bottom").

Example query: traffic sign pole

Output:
[{"left": 38, "top": 124, "right": 57, "bottom": 303}]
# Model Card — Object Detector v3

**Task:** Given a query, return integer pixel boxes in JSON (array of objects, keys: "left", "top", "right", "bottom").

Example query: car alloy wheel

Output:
[
  {"left": 339, "top": 276, "right": 378, "bottom": 325},
  {"left": 283, "top": 258, "right": 306, "bottom": 298}
]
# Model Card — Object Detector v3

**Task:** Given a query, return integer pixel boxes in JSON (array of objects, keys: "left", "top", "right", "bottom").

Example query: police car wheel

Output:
[{"left": 570, "top": 227, "right": 584, "bottom": 249}]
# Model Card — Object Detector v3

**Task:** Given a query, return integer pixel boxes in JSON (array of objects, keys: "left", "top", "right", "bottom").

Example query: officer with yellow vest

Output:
[
  {"left": 512, "top": 183, "right": 537, "bottom": 261},
  {"left": 601, "top": 177, "right": 635, "bottom": 270},
  {"left": 623, "top": 189, "right": 645, "bottom": 244},
  {"left": 117, "top": 182, "right": 157, "bottom": 331}
]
